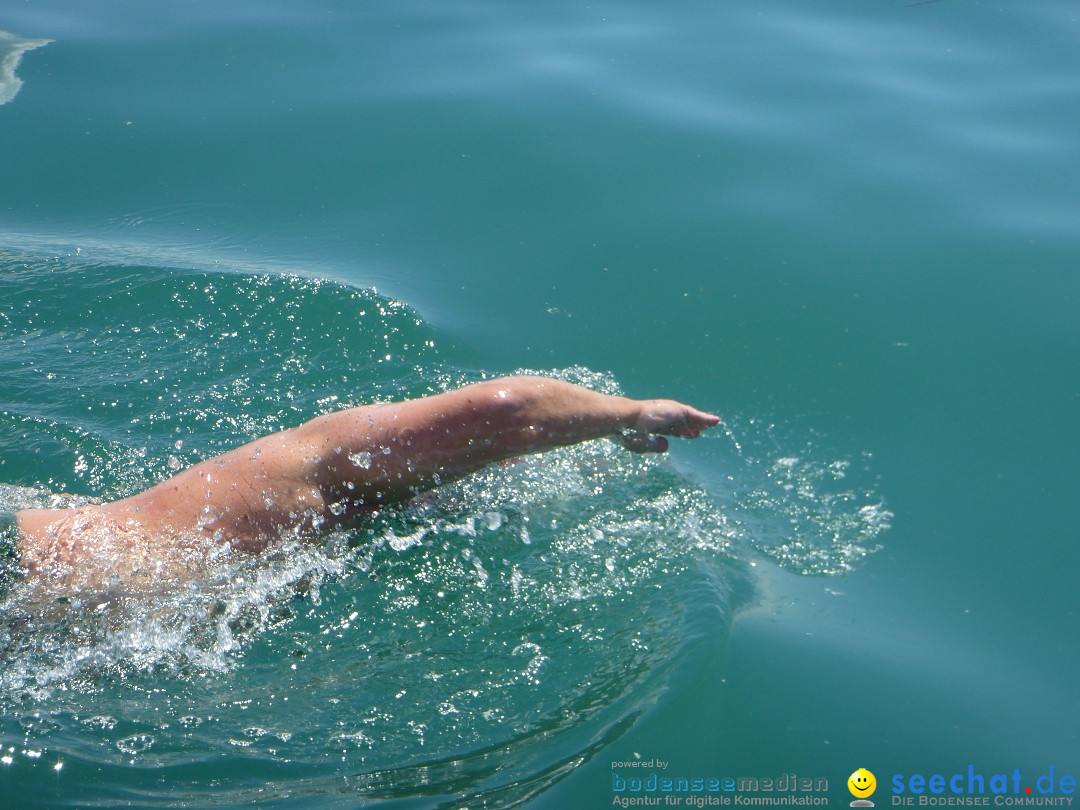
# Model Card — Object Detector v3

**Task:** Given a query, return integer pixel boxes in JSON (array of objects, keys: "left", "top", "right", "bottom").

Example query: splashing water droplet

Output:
[
  {"left": 197, "top": 505, "right": 222, "bottom": 528},
  {"left": 116, "top": 734, "right": 154, "bottom": 755},
  {"left": 348, "top": 451, "right": 372, "bottom": 469}
]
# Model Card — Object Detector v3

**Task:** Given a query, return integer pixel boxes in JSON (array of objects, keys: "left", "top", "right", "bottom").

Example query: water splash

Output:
[
  {"left": 1, "top": 407, "right": 740, "bottom": 796},
  {"left": 701, "top": 417, "right": 892, "bottom": 575}
]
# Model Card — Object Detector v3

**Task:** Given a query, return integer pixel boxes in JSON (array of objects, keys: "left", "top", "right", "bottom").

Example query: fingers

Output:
[
  {"left": 618, "top": 398, "right": 718, "bottom": 453},
  {"left": 660, "top": 420, "right": 705, "bottom": 438},
  {"left": 636, "top": 401, "right": 720, "bottom": 437},
  {"left": 680, "top": 406, "right": 721, "bottom": 432}
]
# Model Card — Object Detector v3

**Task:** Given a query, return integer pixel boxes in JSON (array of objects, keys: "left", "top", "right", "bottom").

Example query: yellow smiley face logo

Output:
[{"left": 848, "top": 768, "right": 877, "bottom": 798}]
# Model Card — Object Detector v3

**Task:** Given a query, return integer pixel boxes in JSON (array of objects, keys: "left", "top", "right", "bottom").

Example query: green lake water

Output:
[{"left": 1, "top": 2, "right": 1077, "bottom": 808}]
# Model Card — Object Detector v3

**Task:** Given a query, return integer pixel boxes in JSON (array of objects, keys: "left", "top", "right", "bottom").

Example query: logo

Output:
[
  {"left": 890, "top": 766, "right": 1077, "bottom": 805},
  {"left": 850, "top": 768, "right": 878, "bottom": 807}
]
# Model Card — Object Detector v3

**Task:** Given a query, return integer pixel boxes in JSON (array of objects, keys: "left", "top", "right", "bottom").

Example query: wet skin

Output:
[{"left": 14, "top": 376, "right": 720, "bottom": 586}]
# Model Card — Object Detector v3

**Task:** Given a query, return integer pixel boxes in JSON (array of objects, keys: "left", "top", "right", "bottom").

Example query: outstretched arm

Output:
[
  {"left": 56, "top": 376, "right": 718, "bottom": 554},
  {"left": 305, "top": 375, "right": 720, "bottom": 504}
]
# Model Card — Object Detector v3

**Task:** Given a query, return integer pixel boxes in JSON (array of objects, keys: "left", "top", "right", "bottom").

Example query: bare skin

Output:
[{"left": 13, "top": 376, "right": 719, "bottom": 586}]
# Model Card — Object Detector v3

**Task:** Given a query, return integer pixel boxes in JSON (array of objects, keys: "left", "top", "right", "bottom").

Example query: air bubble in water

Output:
[{"left": 116, "top": 734, "right": 154, "bottom": 755}]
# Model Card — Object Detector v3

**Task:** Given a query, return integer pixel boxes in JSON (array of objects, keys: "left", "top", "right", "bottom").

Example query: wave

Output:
[{"left": 0, "top": 30, "right": 51, "bottom": 107}]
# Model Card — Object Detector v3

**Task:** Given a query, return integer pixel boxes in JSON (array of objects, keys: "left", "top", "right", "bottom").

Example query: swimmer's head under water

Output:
[{"left": 12, "top": 376, "right": 719, "bottom": 592}]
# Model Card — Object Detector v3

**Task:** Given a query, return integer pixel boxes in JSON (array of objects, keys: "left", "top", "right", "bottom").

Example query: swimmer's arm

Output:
[
  {"left": 302, "top": 376, "right": 719, "bottom": 504},
  {"left": 42, "top": 376, "right": 716, "bottom": 554}
]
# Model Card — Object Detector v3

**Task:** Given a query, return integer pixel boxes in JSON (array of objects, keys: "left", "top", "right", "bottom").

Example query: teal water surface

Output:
[{"left": 1, "top": 1, "right": 1078, "bottom": 808}]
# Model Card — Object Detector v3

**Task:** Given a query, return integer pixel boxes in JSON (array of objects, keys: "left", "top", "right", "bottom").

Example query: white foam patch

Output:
[{"left": 0, "top": 31, "right": 51, "bottom": 107}]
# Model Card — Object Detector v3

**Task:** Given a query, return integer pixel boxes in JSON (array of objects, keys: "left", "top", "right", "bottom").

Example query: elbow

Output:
[
  {"left": 472, "top": 378, "right": 532, "bottom": 425},
  {"left": 462, "top": 378, "right": 560, "bottom": 452}
]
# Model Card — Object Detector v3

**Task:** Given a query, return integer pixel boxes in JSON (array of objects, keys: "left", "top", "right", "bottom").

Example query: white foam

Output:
[{"left": 0, "top": 31, "right": 51, "bottom": 107}]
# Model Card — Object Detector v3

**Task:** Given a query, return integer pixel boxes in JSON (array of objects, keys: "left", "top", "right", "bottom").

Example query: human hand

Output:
[{"left": 617, "top": 399, "right": 720, "bottom": 453}]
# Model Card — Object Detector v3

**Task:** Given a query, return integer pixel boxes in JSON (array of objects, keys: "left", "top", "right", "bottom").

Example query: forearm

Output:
[
  {"left": 432, "top": 376, "right": 640, "bottom": 458},
  {"left": 309, "top": 377, "right": 640, "bottom": 500}
]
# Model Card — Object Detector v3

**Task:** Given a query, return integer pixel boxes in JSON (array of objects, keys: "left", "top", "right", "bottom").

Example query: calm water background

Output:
[{"left": 1, "top": 1, "right": 1078, "bottom": 808}]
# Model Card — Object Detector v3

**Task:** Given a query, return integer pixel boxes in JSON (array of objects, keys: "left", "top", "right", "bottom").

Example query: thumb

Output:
[{"left": 618, "top": 430, "right": 669, "bottom": 454}]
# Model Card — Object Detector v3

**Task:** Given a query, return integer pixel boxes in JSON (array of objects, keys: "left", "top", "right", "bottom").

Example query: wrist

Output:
[{"left": 614, "top": 397, "right": 643, "bottom": 433}]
